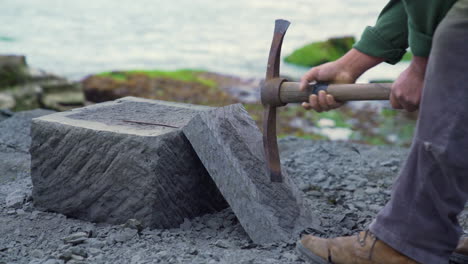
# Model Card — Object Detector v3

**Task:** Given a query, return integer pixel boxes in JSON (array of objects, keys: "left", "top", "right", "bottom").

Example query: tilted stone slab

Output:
[
  {"left": 31, "top": 97, "right": 227, "bottom": 228},
  {"left": 183, "top": 104, "right": 320, "bottom": 244}
]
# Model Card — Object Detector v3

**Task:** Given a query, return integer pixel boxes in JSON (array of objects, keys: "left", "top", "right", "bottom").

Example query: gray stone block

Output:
[
  {"left": 183, "top": 104, "right": 320, "bottom": 244},
  {"left": 31, "top": 97, "right": 227, "bottom": 228}
]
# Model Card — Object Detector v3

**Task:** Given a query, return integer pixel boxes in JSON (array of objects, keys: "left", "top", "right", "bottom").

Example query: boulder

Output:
[
  {"left": 30, "top": 97, "right": 227, "bottom": 228},
  {"left": 0, "top": 55, "right": 28, "bottom": 88}
]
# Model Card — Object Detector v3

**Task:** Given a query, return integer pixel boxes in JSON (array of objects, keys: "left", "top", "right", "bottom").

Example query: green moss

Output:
[
  {"left": 97, "top": 69, "right": 216, "bottom": 87},
  {"left": 370, "top": 79, "right": 394, "bottom": 83},
  {"left": 401, "top": 51, "right": 412, "bottom": 61},
  {"left": 284, "top": 36, "right": 355, "bottom": 67}
]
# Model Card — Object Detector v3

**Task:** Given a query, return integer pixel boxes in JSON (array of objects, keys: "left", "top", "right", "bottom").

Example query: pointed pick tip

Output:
[
  {"left": 275, "top": 19, "right": 290, "bottom": 34},
  {"left": 270, "top": 170, "right": 283, "bottom": 183}
]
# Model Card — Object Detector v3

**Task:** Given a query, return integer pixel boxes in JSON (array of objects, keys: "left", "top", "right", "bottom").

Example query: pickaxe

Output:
[{"left": 262, "top": 19, "right": 392, "bottom": 183}]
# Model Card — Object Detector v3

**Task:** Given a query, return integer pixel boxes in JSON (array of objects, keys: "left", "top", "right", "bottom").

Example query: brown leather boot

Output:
[
  {"left": 451, "top": 237, "right": 468, "bottom": 264},
  {"left": 296, "top": 231, "right": 419, "bottom": 264}
]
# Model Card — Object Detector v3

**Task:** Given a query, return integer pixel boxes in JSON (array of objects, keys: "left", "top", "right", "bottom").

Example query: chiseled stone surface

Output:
[
  {"left": 183, "top": 104, "right": 320, "bottom": 244},
  {"left": 31, "top": 97, "right": 227, "bottom": 228}
]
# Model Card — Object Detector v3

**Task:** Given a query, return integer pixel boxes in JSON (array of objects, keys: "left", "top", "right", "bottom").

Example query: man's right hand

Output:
[{"left": 300, "top": 48, "right": 384, "bottom": 112}]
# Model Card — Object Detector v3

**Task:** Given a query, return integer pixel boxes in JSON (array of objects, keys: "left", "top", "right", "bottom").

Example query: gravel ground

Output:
[{"left": 1, "top": 109, "right": 467, "bottom": 264}]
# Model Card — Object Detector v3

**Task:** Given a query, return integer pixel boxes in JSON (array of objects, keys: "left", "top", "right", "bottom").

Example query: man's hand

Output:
[
  {"left": 300, "top": 49, "right": 384, "bottom": 112},
  {"left": 390, "top": 56, "right": 428, "bottom": 112}
]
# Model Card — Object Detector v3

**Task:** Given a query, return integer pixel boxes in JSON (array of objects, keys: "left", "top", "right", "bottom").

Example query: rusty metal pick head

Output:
[
  {"left": 262, "top": 19, "right": 290, "bottom": 183},
  {"left": 265, "top": 19, "right": 290, "bottom": 80}
]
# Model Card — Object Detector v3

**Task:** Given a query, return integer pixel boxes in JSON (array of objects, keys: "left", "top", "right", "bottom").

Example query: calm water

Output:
[{"left": 0, "top": 0, "right": 407, "bottom": 81}]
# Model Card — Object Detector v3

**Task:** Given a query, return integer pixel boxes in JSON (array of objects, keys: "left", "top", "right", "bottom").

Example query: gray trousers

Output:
[{"left": 370, "top": 1, "right": 468, "bottom": 264}]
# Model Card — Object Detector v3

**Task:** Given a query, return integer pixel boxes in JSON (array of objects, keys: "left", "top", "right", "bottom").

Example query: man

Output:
[{"left": 296, "top": 0, "right": 468, "bottom": 263}]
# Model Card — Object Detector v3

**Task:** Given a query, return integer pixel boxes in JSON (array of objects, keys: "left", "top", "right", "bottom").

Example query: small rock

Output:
[
  {"left": 62, "top": 232, "right": 89, "bottom": 245},
  {"left": 84, "top": 238, "right": 105, "bottom": 249},
  {"left": 299, "top": 183, "right": 311, "bottom": 191},
  {"left": 131, "top": 253, "right": 143, "bottom": 264},
  {"left": 155, "top": 250, "right": 169, "bottom": 258},
  {"left": 71, "top": 254, "right": 85, "bottom": 261},
  {"left": 380, "top": 159, "right": 399, "bottom": 167},
  {"left": 16, "top": 209, "right": 26, "bottom": 215},
  {"left": 5, "top": 190, "right": 28, "bottom": 209},
  {"left": 87, "top": 248, "right": 101, "bottom": 257},
  {"left": 282, "top": 252, "right": 298, "bottom": 261},
  {"left": 110, "top": 228, "right": 137, "bottom": 243},
  {"left": 353, "top": 201, "right": 368, "bottom": 211},
  {"left": 6, "top": 210, "right": 16, "bottom": 215},
  {"left": 187, "top": 248, "right": 198, "bottom": 255},
  {"left": 365, "top": 187, "right": 379, "bottom": 195},
  {"left": 59, "top": 250, "right": 73, "bottom": 261},
  {"left": 71, "top": 247, "right": 88, "bottom": 258},
  {"left": 327, "top": 167, "right": 342, "bottom": 177},
  {"left": 42, "top": 259, "right": 63, "bottom": 264},
  {"left": 30, "top": 210, "right": 40, "bottom": 220},
  {"left": 122, "top": 218, "right": 143, "bottom": 232},
  {"left": 214, "top": 239, "right": 230, "bottom": 249},
  {"left": 314, "top": 171, "right": 327, "bottom": 182},
  {"left": 206, "top": 217, "right": 222, "bottom": 230},
  {"left": 30, "top": 249, "right": 44, "bottom": 258},
  {"left": 180, "top": 218, "right": 192, "bottom": 231}
]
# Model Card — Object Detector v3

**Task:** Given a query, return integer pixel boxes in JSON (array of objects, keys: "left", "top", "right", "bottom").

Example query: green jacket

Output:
[{"left": 353, "top": 0, "right": 457, "bottom": 64}]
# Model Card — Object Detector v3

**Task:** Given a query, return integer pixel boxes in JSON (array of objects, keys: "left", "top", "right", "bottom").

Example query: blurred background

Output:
[{"left": 0, "top": 0, "right": 417, "bottom": 146}]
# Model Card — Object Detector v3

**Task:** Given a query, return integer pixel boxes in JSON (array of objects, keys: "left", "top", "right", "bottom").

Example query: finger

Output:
[
  {"left": 300, "top": 68, "right": 319, "bottom": 91},
  {"left": 318, "top": 91, "right": 330, "bottom": 111},
  {"left": 309, "top": 94, "right": 323, "bottom": 112},
  {"left": 302, "top": 102, "right": 312, "bottom": 110},
  {"left": 390, "top": 92, "right": 403, "bottom": 109},
  {"left": 326, "top": 94, "right": 342, "bottom": 108}
]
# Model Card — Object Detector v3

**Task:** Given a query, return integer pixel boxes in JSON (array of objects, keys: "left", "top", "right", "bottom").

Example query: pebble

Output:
[
  {"left": 214, "top": 239, "right": 230, "bottom": 249},
  {"left": 5, "top": 190, "right": 28, "bottom": 209},
  {"left": 122, "top": 219, "right": 143, "bottom": 232},
  {"left": 282, "top": 252, "right": 298, "bottom": 262},
  {"left": 87, "top": 248, "right": 102, "bottom": 256},
  {"left": 62, "top": 232, "right": 88, "bottom": 245},
  {"left": 109, "top": 228, "right": 137, "bottom": 243},
  {"left": 30, "top": 210, "right": 40, "bottom": 220},
  {"left": 30, "top": 249, "right": 44, "bottom": 258},
  {"left": 43, "top": 259, "right": 63, "bottom": 264},
  {"left": 84, "top": 238, "right": 106, "bottom": 249},
  {"left": 0, "top": 136, "right": 418, "bottom": 264},
  {"left": 71, "top": 247, "right": 88, "bottom": 258},
  {"left": 365, "top": 187, "right": 379, "bottom": 195},
  {"left": 6, "top": 210, "right": 16, "bottom": 215},
  {"left": 180, "top": 218, "right": 192, "bottom": 231}
]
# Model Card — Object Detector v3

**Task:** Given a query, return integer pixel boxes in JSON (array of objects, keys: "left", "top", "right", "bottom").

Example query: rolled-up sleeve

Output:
[
  {"left": 404, "top": 0, "right": 457, "bottom": 57},
  {"left": 353, "top": 0, "right": 409, "bottom": 64},
  {"left": 354, "top": 0, "right": 457, "bottom": 64}
]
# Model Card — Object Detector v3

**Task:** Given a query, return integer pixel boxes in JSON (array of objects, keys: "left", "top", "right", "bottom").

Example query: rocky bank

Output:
[{"left": 2, "top": 109, "right": 466, "bottom": 264}]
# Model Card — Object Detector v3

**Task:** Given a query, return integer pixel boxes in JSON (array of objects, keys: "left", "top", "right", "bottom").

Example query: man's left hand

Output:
[{"left": 390, "top": 56, "right": 428, "bottom": 112}]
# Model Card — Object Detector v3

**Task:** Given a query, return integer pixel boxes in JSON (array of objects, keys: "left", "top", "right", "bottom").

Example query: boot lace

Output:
[{"left": 356, "top": 230, "right": 379, "bottom": 260}]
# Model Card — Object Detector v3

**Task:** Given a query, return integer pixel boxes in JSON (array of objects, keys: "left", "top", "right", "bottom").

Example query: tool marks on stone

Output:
[
  {"left": 31, "top": 97, "right": 227, "bottom": 229},
  {"left": 183, "top": 104, "right": 319, "bottom": 244}
]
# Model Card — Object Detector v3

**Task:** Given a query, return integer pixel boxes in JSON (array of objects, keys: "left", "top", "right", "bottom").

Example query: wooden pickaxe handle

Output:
[{"left": 279, "top": 82, "right": 392, "bottom": 104}]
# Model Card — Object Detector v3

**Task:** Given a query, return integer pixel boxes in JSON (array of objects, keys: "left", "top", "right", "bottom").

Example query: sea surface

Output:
[{"left": 0, "top": 0, "right": 408, "bottom": 81}]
